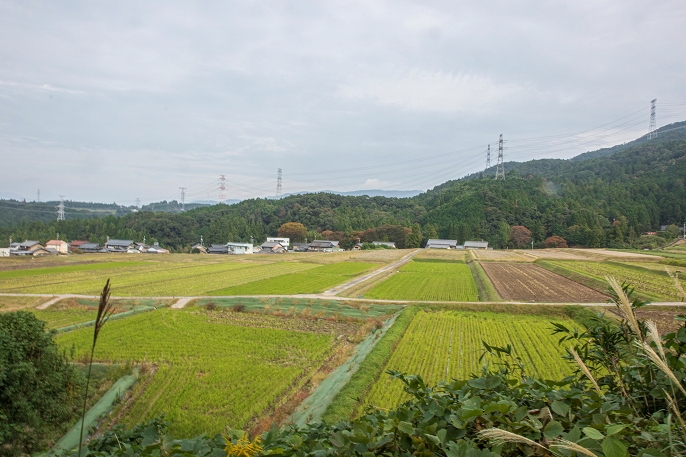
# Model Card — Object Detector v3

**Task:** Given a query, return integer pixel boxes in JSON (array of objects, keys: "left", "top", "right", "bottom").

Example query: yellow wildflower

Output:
[{"left": 224, "top": 433, "right": 263, "bottom": 457}]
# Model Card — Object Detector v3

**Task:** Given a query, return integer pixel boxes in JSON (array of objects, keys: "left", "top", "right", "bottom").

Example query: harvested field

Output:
[
  {"left": 607, "top": 306, "right": 686, "bottom": 335},
  {"left": 472, "top": 249, "right": 533, "bottom": 262},
  {"left": 414, "top": 249, "right": 466, "bottom": 261},
  {"left": 525, "top": 249, "right": 597, "bottom": 261},
  {"left": 481, "top": 262, "right": 608, "bottom": 302},
  {"left": 0, "top": 295, "right": 50, "bottom": 311}
]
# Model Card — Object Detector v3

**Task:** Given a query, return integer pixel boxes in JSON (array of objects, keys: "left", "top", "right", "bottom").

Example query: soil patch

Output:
[{"left": 481, "top": 262, "right": 608, "bottom": 302}]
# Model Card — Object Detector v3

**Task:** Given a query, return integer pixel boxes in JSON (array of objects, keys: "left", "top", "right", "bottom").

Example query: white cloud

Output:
[{"left": 338, "top": 70, "right": 530, "bottom": 114}]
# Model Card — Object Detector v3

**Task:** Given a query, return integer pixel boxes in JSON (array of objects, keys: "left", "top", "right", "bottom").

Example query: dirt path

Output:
[
  {"left": 171, "top": 297, "right": 194, "bottom": 309},
  {"left": 320, "top": 249, "right": 420, "bottom": 297}
]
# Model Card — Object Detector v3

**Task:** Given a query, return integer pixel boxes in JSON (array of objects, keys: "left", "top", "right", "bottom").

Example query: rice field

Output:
[
  {"left": 364, "top": 309, "right": 573, "bottom": 410},
  {"left": 364, "top": 259, "right": 479, "bottom": 301},
  {"left": 547, "top": 260, "right": 683, "bottom": 301},
  {"left": 56, "top": 308, "right": 350, "bottom": 436},
  {"left": 472, "top": 249, "right": 533, "bottom": 262},
  {"left": 210, "top": 262, "right": 378, "bottom": 295}
]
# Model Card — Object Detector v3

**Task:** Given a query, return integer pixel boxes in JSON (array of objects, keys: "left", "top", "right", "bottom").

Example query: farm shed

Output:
[
  {"left": 80, "top": 243, "right": 105, "bottom": 253},
  {"left": 69, "top": 240, "right": 89, "bottom": 251},
  {"left": 104, "top": 239, "right": 135, "bottom": 253},
  {"left": 291, "top": 242, "right": 309, "bottom": 251},
  {"left": 191, "top": 243, "right": 208, "bottom": 253},
  {"left": 307, "top": 240, "right": 341, "bottom": 252},
  {"left": 464, "top": 241, "right": 489, "bottom": 249},
  {"left": 226, "top": 242, "right": 254, "bottom": 254},
  {"left": 426, "top": 239, "right": 458, "bottom": 249},
  {"left": 146, "top": 243, "right": 170, "bottom": 254}
]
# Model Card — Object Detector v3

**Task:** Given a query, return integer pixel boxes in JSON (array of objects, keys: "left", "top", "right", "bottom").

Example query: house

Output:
[
  {"left": 464, "top": 241, "right": 489, "bottom": 249},
  {"left": 9, "top": 240, "right": 50, "bottom": 256},
  {"left": 191, "top": 243, "right": 208, "bottom": 253},
  {"left": 80, "top": 243, "right": 106, "bottom": 253},
  {"left": 69, "top": 240, "right": 90, "bottom": 251},
  {"left": 226, "top": 242, "right": 253, "bottom": 254},
  {"left": 291, "top": 242, "right": 309, "bottom": 252},
  {"left": 259, "top": 241, "right": 286, "bottom": 253},
  {"left": 426, "top": 239, "right": 458, "bottom": 249},
  {"left": 266, "top": 237, "right": 290, "bottom": 247},
  {"left": 46, "top": 240, "right": 69, "bottom": 254},
  {"left": 0, "top": 248, "right": 9, "bottom": 257},
  {"left": 104, "top": 239, "right": 135, "bottom": 252},
  {"left": 307, "top": 240, "right": 341, "bottom": 252},
  {"left": 208, "top": 244, "right": 229, "bottom": 254},
  {"left": 146, "top": 242, "right": 170, "bottom": 254},
  {"left": 351, "top": 243, "right": 363, "bottom": 250},
  {"left": 373, "top": 241, "right": 396, "bottom": 248}
]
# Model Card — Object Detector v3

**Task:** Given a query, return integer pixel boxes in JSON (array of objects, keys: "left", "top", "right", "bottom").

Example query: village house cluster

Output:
[{"left": 0, "top": 238, "right": 170, "bottom": 257}]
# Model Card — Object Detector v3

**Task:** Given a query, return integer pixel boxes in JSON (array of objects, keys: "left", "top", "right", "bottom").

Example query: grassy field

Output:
[
  {"left": 56, "top": 308, "right": 357, "bottom": 436},
  {"left": 364, "top": 259, "right": 479, "bottom": 301},
  {"left": 29, "top": 298, "right": 172, "bottom": 329},
  {"left": 210, "top": 262, "right": 377, "bottom": 295},
  {"left": 195, "top": 297, "right": 402, "bottom": 319},
  {"left": 545, "top": 260, "right": 683, "bottom": 301},
  {"left": 363, "top": 309, "right": 574, "bottom": 410},
  {"left": 0, "top": 295, "right": 50, "bottom": 311}
]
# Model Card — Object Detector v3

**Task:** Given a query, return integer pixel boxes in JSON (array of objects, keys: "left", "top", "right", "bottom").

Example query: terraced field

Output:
[
  {"left": 364, "top": 259, "right": 479, "bottom": 301},
  {"left": 545, "top": 261, "right": 683, "bottom": 301},
  {"left": 56, "top": 308, "right": 357, "bottom": 436},
  {"left": 364, "top": 309, "right": 573, "bottom": 410},
  {"left": 210, "top": 262, "right": 377, "bottom": 295}
]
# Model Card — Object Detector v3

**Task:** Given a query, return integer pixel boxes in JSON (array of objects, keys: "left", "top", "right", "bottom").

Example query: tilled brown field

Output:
[{"left": 481, "top": 262, "right": 608, "bottom": 302}]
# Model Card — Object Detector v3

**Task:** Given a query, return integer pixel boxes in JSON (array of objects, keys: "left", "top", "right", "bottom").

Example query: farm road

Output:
[{"left": 320, "top": 248, "right": 420, "bottom": 297}]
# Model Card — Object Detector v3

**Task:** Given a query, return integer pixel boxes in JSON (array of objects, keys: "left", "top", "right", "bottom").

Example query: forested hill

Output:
[{"left": 2, "top": 127, "right": 685, "bottom": 251}]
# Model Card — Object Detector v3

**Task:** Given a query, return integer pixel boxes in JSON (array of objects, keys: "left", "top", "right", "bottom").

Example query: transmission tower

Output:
[
  {"left": 648, "top": 99, "right": 657, "bottom": 139},
  {"left": 135, "top": 198, "right": 141, "bottom": 209},
  {"left": 37, "top": 189, "right": 40, "bottom": 202},
  {"left": 485, "top": 144, "right": 491, "bottom": 172},
  {"left": 56, "top": 195, "right": 65, "bottom": 221},
  {"left": 495, "top": 134, "right": 505, "bottom": 180},
  {"left": 276, "top": 168, "right": 283, "bottom": 198},
  {"left": 218, "top": 175, "right": 227, "bottom": 202},
  {"left": 179, "top": 187, "right": 186, "bottom": 211}
]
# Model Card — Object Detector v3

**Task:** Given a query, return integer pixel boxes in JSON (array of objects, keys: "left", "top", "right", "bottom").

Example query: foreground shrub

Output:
[{"left": 0, "top": 311, "right": 83, "bottom": 456}]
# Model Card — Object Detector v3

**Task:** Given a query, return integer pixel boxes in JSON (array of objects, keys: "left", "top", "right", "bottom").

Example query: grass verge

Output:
[{"left": 468, "top": 260, "right": 501, "bottom": 301}]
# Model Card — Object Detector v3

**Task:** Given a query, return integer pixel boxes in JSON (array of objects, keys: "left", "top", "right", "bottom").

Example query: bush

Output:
[
  {"left": 544, "top": 235, "right": 568, "bottom": 248},
  {"left": 0, "top": 311, "right": 84, "bottom": 456}
]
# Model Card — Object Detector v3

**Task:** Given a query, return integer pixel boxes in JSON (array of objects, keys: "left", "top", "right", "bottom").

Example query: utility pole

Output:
[
  {"left": 648, "top": 99, "right": 657, "bottom": 139},
  {"left": 56, "top": 196, "right": 65, "bottom": 221},
  {"left": 179, "top": 187, "right": 186, "bottom": 211},
  {"left": 485, "top": 144, "right": 491, "bottom": 173},
  {"left": 276, "top": 168, "right": 283, "bottom": 198},
  {"left": 495, "top": 134, "right": 505, "bottom": 180},
  {"left": 218, "top": 174, "right": 227, "bottom": 203}
]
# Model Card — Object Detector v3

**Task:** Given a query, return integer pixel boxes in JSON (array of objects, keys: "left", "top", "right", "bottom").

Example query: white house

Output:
[
  {"left": 46, "top": 240, "right": 69, "bottom": 254},
  {"left": 227, "top": 242, "right": 254, "bottom": 254},
  {"left": 266, "top": 237, "right": 290, "bottom": 247},
  {"left": 0, "top": 248, "right": 9, "bottom": 257}
]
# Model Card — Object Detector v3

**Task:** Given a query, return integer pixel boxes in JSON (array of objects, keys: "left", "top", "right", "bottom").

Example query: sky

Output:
[{"left": 1, "top": 0, "right": 685, "bottom": 205}]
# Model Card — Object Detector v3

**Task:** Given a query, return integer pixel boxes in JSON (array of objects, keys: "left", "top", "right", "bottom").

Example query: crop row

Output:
[
  {"left": 56, "top": 309, "right": 337, "bottom": 436},
  {"left": 211, "top": 262, "right": 377, "bottom": 295},
  {"left": 365, "top": 260, "right": 479, "bottom": 301},
  {"left": 0, "top": 260, "right": 317, "bottom": 296},
  {"left": 365, "top": 310, "right": 571, "bottom": 410},
  {"left": 547, "top": 261, "right": 681, "bottom": 301}
]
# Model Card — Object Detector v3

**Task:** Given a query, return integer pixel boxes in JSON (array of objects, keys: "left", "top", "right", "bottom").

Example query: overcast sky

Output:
[{"left": 1, "top": 1, "right": 685, "bottom": 204}]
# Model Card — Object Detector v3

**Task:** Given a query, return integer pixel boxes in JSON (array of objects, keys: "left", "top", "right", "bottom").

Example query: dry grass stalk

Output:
[
  {"left": 551, "top": 438, "right": 598, "bottom": 457},
  {"left": 645, "top": 320, "right": 667, "bottom": 362},
  {"left": 478, "top": 428, "right": 546, "bottom": 450},
  {"left": 634, "top": 340, "right": 686, "bottom": 396},
  {"left": 664, "top": 390, "right": 686, "bottom": 429},
  {"left": 569, "top": 348, "right": 603, "bottom": 396},
  {"left": 665, "top": 268, "right": 686, "bottom": 302},
  {"left": 606, "top": 275, "right": 642, "bottom": 338}
]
